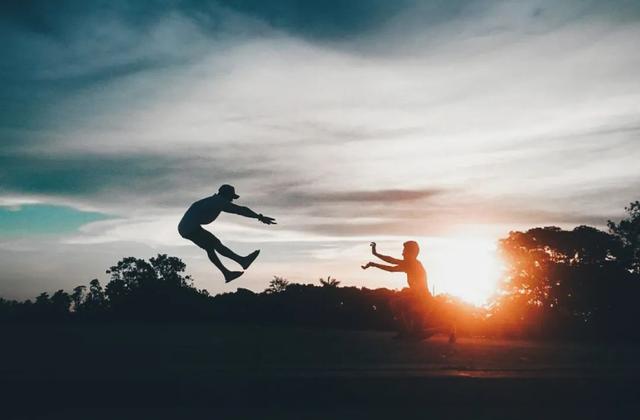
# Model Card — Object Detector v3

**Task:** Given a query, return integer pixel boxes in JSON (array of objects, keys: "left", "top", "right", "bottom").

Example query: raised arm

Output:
[
  {"left": 223, "top": 202, "right": 277, "bottom": 224},
  {"left": 361, "top": 262, "right": 403, "bottom": 272},
  {"left": 370, "top": 242, "right": 402, "bottom": 265}
]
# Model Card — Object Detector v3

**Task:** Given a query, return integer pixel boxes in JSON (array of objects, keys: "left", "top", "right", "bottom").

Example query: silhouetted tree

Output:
[
  {"left": 608, "top": 201, "right": 640, "bottom": 274},
  {"left": 50, "top": 290, "right": 72, "bottom": 319},
  {"left": 33, "top": 292, "right": 51, "bottom": 318},
  {"left": 149, "top": 254, "right": 192, "bottom": 288},
  {"left": 319, "top": 275, "right": 340, "bottom": 288},
  {"left": 106, "top": 257, "right": 155, "bottom": 291},
  {"left": 265, "top": 276, "right": 290, "bottom": 294},
  {"left": 35, "top": 292, "right": 50, "bottom": 305},
  {"left": 83, "top": 279, "right": 105, "bottom": 314},
  {"left": 0, "top": 297, "right": 21, "bottom": 322},
  {"left": 493, "top": 223, "right": 638, "bottom": 339},
  {"left": 71, "top": 286, "right": 86, "bottom": 312},
  {"left": 104, "top": 257, "right": 151, "bottom": 313}
]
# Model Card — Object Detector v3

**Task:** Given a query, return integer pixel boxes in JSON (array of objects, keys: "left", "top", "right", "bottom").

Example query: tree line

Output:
[
  {"left": 1, "top": 201, "right": 638, "bottom": 340},
  {"left": 490, "top": 201, "right": 640, "bottom": 340}
]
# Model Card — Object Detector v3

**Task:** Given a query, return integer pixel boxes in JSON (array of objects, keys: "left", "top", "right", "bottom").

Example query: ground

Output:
[{"left": 2, "top": 324, "right": 639, "bottom": 419}]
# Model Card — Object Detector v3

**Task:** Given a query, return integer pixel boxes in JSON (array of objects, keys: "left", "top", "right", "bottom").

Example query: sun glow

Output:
[{"left": 425, "top": 236, "right": 504, "bottom": 306}]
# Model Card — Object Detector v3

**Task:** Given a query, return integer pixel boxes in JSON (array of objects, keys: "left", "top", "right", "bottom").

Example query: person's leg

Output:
[
  {"left": 425, "top": 297, "right": 456, "bottom": 342},
  {"left": 214, "top": 241, "right": 261, "bottom": 270},
  {"left": 412, "top": 310, "right": 424, "bottom": 335},
  {"left": 391, "top": 293, "right": 413, "bottom": 338},
  {"left": 205, "top": 249, "right": 231, "bottom": 275},
  {"left": 213, "top": 241, "right": 243, "bottom": 264},
  {"left": 187, "top": 228, "right": 243, "bottom": 282},
  {"left": 403, "top": 293, "right": 423, "bottom": 334}
]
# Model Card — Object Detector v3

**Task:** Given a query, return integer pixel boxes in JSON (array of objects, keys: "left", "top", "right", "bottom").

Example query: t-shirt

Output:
[{"left": 178, "top": 194, "right": 239, "bottom": 236}]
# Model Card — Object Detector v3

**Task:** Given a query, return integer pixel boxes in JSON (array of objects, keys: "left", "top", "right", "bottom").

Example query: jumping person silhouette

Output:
[{"left": 178, "top": 184, "right": 276, "bottom": 283}]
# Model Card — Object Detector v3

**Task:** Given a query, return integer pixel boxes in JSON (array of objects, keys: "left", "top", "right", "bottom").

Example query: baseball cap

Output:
[{"left": 218, "top": 184, "right": 240, "bottom": 199}]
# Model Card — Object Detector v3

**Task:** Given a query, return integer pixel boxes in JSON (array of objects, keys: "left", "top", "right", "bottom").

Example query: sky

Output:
[{"left": 1, "top": 0, "right": 639, "bottom": 301}]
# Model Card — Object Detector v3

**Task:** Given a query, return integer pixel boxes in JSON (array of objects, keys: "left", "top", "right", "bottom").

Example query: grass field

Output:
[{"left": 2, "top": 324, "right": 639, "bottom": 419}]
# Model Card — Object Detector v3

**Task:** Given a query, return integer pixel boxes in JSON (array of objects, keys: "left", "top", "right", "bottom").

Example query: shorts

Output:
[
  {"left": 393, "top": 288, "right": 433, "bottom": 316},
  {"left": 180, "top": 226, "right": 221, "bottom": 250}
]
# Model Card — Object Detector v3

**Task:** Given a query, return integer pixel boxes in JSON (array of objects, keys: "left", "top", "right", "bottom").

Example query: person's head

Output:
[
  {"left": 218, "top": 184, "right": 240, "bottom": 202},
  {"left": 402, "top": 241, "right": 420, "bottom": 260}
]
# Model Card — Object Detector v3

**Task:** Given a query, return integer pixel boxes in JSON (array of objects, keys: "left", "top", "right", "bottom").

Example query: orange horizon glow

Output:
[{"left": 425, "top": 236, "right": 504, "bottom": 307}]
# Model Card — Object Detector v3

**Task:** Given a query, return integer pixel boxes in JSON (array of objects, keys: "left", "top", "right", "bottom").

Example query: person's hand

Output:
[
  {"left": 370, "top": 242, "right": 377, "bottom": 254},
  {"left": 259, "top": 214, "right": 277, "bottom": 225},
  {"left": 361, "top": 262, "right": 373, "bottom": 270}
]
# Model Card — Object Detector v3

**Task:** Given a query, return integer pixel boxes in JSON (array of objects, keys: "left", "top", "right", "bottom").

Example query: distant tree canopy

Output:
[
  {"left": 492, "top": 202, "right": 640, "bottom": 339},
  {"left": 0, "top": 253, "right": 400, "bottom": 329},
  {"left": 0, "top": 254, "right": 207, "bottom": 322},
  {"left": 607, "top": 200, "right": 640, "bottom": 274},
  {"left": 1, "top": 201, "right": 639, "bottom": 340}
]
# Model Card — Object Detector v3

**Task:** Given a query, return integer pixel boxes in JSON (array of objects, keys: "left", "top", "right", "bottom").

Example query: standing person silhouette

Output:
[
  {"left": 362, "top": 241, "right": 435, "bottom": 338},
  {"left": 178, "top": 184, "right": 276, "bottom": 283}
]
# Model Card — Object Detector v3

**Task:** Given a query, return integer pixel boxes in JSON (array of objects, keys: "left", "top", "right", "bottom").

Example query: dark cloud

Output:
[
  {"left": 0, "top": 0, "right": 413, "bottom": 40},
  {"left": 0, "top": 151, "right": 268, "bottom": 207},
  {"left": 3, "top": 0, "right": 639, "bottom": 149},
  {"left": 287, "top": 206, "right": 613, "bottom": 238},
  {"left": 292, "top": 220, "right": 446, "bottom": 237},
  {"left": 0, "top": 0, "right": 414, "bottom": 118},
  {"left": 212, "top": 0, "right": 413, "bottom": 39},
  {"left": 286, "top": 188, "right": 442, "bottom": 204},
  {"left": 238, "top": 187, "right": 450, "bottom": 223},
  {"left": 270, "top": 186, "right": 619, "bottom": 238},
  {"left": 1, "top": 1, "right": 170, "bottom": 35},
  {"left": 0, "top": 152, "right": 173, "bottom": 196},
  {"left": 3, "top": 0, "right": 638, "bottom": 48}
]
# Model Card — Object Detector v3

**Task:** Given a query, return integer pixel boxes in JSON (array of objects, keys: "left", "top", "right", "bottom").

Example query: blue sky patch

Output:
[{"left": 0, "top": 204, "right": 110, "bottom": 236}]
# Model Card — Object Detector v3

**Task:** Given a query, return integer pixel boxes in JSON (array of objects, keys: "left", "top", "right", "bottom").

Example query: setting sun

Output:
[{"left": 426, "top": 237, "right": 504, "bottom": 306}]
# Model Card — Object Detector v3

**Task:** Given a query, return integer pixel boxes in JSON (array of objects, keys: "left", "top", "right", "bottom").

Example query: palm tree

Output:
[{"left": 319, "top": 275, "right": 340, "bottom": 288}]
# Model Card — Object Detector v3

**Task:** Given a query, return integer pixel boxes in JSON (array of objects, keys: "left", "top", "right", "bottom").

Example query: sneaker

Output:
[
  {"left": 240, "top": 250, "right": 260, "bottom": 270},
  {"left": 224, "top": 271, "right": 244, "bottom": 283}
]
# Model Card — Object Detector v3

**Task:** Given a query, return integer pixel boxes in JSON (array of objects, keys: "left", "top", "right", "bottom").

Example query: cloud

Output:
[
  {"left": 278, "top": 188, "right": 443, "bottom": 205},
  {"left": 0, "top": 151, "right": 271, "bottom": 214}
]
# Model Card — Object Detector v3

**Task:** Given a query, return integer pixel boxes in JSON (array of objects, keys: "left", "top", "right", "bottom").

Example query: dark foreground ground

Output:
[{"left": 1, "top": 324, "right": 639, "bottom": 419}]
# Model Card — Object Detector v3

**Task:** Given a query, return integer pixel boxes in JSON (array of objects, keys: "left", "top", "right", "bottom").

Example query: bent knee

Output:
[
  {"left": 178, "top": 224, "right": 203, "bottom": 240},
  {"left": 177, "top": 224, "right": 191, "bottom": 238}
]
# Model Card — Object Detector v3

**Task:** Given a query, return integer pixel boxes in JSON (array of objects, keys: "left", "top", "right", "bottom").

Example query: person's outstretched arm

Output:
[
  {"left": 369, "top": 242, "right": 402, "bottom": 265},
  {"left": 224, "top": 203, "right": 277, "bottom": 224},
  {"left": 361, "top": 262, "right": 403, "bottom": 272}
]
